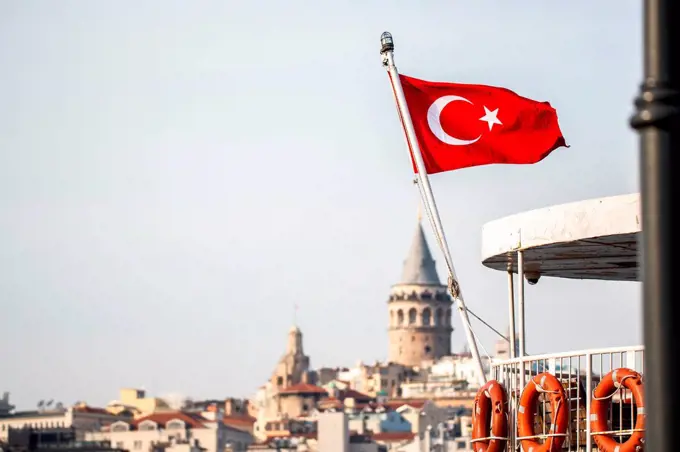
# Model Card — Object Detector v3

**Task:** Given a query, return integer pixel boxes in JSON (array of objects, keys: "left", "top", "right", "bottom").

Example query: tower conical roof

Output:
[{"left": 400, "top": 222, "right": 441, "bottom": 285}]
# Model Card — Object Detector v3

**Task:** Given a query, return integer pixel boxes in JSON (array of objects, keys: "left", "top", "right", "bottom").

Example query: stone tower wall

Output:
[{"left": 387, "top": 284, "right": 453, "bottom": 366}]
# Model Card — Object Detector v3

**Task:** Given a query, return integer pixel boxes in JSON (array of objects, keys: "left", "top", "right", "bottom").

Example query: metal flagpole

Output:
[
  {"left": 380, "top": 32, "right": 488, "bottom": 386},
  {"left": 630, "top": 0, "right": 679, "bottom": 450},
  {"left": 507, "top": 270, "right": 516, "bottom": 359},
  {"left": 516, "top": 250, "right": 526, "bottom": 358}
]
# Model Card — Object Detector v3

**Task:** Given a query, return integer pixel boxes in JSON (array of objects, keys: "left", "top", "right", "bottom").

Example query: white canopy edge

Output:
[{"left": 480, "top": 193, "right": 640, "bottom": 281}]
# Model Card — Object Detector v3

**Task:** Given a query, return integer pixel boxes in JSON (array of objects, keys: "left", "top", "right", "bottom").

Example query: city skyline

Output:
[{"left": 1, "top": 0, "right": 642, "bottom": 410}]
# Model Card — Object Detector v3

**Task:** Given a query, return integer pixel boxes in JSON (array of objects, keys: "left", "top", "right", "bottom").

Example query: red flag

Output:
[{"left": 397, "top": 74, "right": 567, "bottom": 174}]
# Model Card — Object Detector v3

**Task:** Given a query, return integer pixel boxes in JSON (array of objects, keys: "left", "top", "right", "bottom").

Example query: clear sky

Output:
[{"left": 0, "top": 0, "right": 642, "bottom": 410}]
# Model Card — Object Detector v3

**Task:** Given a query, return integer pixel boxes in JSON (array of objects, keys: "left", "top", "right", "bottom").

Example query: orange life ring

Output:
[
  {"left": 517, "top": 372, "right": 569, "bottom": 452},
  {"left": 591, "top": 368, "right": 645, "bottom": 452},
  {"left": 472, "top": 380, "right": 508, "bottom": 452}
]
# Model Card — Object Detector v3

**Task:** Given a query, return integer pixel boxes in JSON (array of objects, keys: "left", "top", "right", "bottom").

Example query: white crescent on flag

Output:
[{"left": 426, "top": 95, "right": 482, "bottom": 146}]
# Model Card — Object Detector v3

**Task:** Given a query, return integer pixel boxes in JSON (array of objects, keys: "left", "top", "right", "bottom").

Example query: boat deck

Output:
[{"left": 479, "top": 194, "right": 643, "bottom": 450}]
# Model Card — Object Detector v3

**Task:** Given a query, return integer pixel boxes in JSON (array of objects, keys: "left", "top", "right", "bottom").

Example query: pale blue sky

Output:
[{"left": 0, "top": 1, "right": 642, "bottom": 409}]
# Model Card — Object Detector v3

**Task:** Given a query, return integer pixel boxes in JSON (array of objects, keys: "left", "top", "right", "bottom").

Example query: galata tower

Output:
[{"left": 387, "top": 219, "right": 453, "bottom": 366}]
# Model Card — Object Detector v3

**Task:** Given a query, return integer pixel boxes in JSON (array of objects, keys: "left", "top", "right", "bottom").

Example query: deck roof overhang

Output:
[{"left": 481, "top": 193, "right": 640, "bottom": 282}]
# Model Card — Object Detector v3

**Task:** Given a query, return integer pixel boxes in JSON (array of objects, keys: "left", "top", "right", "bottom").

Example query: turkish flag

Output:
[{"left": 397, "top": 74, "right": 567, "bottom": 174}]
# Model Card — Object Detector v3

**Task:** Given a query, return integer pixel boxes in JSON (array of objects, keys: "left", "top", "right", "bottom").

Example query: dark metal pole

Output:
[{"left": 630, "top": 0, "right": 680, "bottom": 450}]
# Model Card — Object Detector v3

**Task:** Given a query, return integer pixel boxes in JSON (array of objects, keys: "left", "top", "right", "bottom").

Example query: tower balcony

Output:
[
  {"left": 387, "top": 325, "right": 453, "bottom": 333},
  {"left": 388, "top": 290, "right": 451, "bottom": 303}
]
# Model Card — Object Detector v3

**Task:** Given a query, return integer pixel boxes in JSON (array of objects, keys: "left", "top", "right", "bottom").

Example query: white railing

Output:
[{"left": 490, "top": 345, "right": 644, "bottom": 451}]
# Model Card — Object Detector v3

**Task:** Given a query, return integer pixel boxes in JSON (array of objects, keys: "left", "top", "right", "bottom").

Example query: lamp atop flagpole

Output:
[{"left": 380, "top": 32, "right": 394, "bottom": 53}]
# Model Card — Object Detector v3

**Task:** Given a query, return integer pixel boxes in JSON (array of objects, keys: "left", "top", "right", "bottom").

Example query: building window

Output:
[
  {"left": 166, "top": 420, "right": 185, "bottom": 429},
  {"left": 111, "top": 423, "right": 130, "bottom": 432},
  {"left": 411, "top": 335, "right": 415, "bottom": 342},
  {"left": 138, "top": 421, "right": 157, "bottom": 431},
  {"left": 397, "top": 309, "right": 404, "bottom": 326},
  {"left": 422, "top": 308, "right": 431, "bottom": 326},
  {"left": 277, "top": 376, "right": 283, "bottom": 385},
  {"left": 408, "top": 308, "right": 417, "bottom": 325},
  {"left": 115, "top": 442, "right": 124, "bottom": 449},
  {"left": 133, "top": 441, "right": 142, "bottom": 450},
  {"left": 436, "top": 308, "right": 443, "bottom": 326},
  {"left": 425, "top": 345, "right": 432, "bottom": 354}
]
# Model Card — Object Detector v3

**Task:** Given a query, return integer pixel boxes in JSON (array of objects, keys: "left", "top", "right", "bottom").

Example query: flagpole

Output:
[{"left": 380, "top": 32, "right": 488, "bottom": 387}]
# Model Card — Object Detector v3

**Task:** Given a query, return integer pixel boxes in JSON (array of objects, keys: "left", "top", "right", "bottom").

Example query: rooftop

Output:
[
  {"left": 278, "top": 383, "right": 328, "bottom": 396},
  {"left": 399, "top": 222, "right": 441, "bottom": 286},
  {"left": 131, "top": 411, "right": 208, "bottom": 429}
]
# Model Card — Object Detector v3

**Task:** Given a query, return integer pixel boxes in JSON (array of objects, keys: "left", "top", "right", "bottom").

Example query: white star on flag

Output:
[{"left": 479, "top": 106, "right": 503, "bottom": 131}]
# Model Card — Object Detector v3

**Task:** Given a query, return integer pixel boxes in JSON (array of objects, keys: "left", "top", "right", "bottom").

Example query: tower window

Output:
[
  {"left": 408, "top": 308, "right": 417, "bottom": 325},
  {"left": 436, "top": 308, "right": 443, "bottom": 326},
  {"left": 411, "top": 335, "right": 415, "bottom": 342},
  {"left": 425, "top": 345, "right": 432, "bottom": 354},
  {"left": 422, "top": 308, "right": 432, "bottom": 326}
]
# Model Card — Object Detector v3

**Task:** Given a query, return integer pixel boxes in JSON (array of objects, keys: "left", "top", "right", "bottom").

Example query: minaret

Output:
[
  {"left": 270, "top": 325, "right": 310, "bottom": 389},
  {"left": 287, "top": 325, "right": 303, "bottom": 355},
  {"left": 387, "top": 218, "right": 453, "bottom": 367}
]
